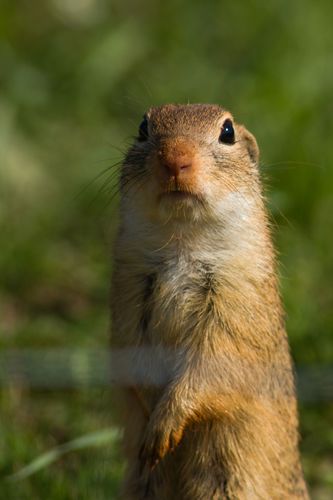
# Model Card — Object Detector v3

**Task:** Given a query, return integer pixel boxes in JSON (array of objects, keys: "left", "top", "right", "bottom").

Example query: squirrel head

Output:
[{"left": 121, "top": 104, "right": 260, "bottom": 225}]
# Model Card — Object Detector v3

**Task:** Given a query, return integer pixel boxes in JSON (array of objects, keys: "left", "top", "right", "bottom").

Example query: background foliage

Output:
[{"left": 0, "top": 0, "right": 332, "bottom": 498}]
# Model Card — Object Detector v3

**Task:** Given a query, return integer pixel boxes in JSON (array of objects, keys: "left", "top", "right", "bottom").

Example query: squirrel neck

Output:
[
  {"left": 120, "top": 190, "right": 277, "bottom": 289},
  {"left": 117, "top": 190, "right": 284, "bottom": 353}
]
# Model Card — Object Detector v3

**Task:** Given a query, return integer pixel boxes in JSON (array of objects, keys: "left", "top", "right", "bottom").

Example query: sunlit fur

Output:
[{"left": 111, "top": 104, "right": 308, "bottom": 499}]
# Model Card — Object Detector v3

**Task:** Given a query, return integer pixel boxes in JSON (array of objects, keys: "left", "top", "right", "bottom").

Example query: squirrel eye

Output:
[
  {"left": 138, "top": 117, "right": 149, "bottom": 142},
  {"left": 219, "top": 119, "right": 235, "bottom": 144}
]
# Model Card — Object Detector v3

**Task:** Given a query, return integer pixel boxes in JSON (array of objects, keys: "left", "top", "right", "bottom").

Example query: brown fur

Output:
[{"left": 110, "top": 104, "right": 308, "bottom": 499}]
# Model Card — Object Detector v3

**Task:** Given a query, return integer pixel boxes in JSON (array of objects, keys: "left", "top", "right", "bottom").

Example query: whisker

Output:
[
  {"left": 75, "top": 161, "right": 123, "bottom": 200},
  {"left": 101, "top": 171, "right": 148, "bottom": 212},
  {"left": 84, "top": 170, "right": 122, "bottom": 209},
  {"left": 104, "top": 142, "right": 127, "bottom": 156}
]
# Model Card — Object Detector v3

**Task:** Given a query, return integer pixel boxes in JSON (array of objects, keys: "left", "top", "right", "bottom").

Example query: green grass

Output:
[
  {"left": 0, "top": 391, "right": 332, "bottom": 498},
  {"left": 0, "top": 0, "right": 332, "bottom": 497},
  {"left": 0, "top": 390, "right": 124, "bottom": 500}
]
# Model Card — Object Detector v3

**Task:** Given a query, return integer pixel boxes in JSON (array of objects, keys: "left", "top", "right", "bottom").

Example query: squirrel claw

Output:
[
  {"left": 139, "top": 422, "right": 184, "bottom": 477},
  {"left": 139, "top": 439, "right": 162, "bottom": 475}
]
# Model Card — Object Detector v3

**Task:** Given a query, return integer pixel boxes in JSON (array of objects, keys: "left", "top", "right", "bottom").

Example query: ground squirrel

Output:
[{"left": 110, "top": 104, "right": 308, "bottom": 499}]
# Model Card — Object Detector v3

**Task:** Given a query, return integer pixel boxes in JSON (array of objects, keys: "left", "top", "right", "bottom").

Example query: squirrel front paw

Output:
[{"left": 139, "top": 411, "right": 185, "bottom": 471}]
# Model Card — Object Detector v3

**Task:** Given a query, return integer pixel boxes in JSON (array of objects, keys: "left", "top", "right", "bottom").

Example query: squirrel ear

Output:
[{"left": 238, "top": 125, "right": 259, "bottom": 166}]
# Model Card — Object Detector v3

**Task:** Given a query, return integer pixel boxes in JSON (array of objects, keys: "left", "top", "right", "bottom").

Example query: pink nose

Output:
[{"left": 161, "top": 156, "right": 192, "bottom": 178}]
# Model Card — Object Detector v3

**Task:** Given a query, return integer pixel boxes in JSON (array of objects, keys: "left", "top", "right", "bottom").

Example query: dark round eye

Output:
[
  {"left": 138, "top": 117, "right": 149, "bottom": 142},
  {"left": 219, "top": 119, "right": 235, "bottom": 144}
]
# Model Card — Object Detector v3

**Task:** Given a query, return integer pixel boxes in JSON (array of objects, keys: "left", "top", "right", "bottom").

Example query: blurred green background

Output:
[{"left": 0, "top": 0, "right": 332, "bottom": 498}]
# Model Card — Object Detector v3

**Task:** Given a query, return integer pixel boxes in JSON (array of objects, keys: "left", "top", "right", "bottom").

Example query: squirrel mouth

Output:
[
  {"left": 159, "top": 190, "right": 204, "bottom": 204},
  {"left": 158, "top": 177, "right": 205, "bottom": 205},
  {"left": 162, "top": 190, "right": 192, "bottom": 198}
]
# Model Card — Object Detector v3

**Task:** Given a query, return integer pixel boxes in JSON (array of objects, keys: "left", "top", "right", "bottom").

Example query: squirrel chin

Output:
[{"left": 156, "top": 191, "right": 208, "bottom": 223}]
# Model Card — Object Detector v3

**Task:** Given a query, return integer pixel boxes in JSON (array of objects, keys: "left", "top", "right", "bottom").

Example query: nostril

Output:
[
  {"left": 163, "top": 161, "right": 192, "bottom": 177},
  {"left": 163, "top": 163, "right": 179, "bottom": 176}
]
